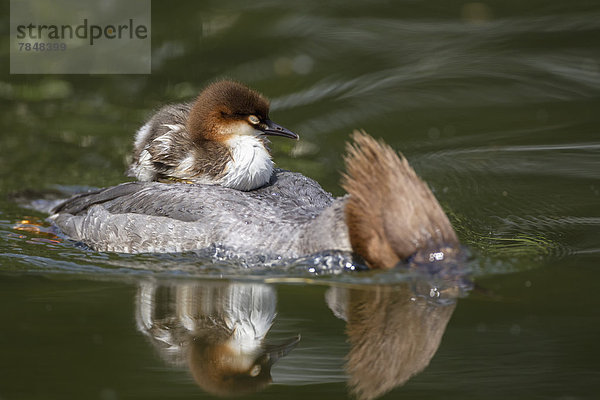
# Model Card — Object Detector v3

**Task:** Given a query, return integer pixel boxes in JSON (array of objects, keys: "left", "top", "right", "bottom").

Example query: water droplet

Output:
[{"left": 429, "top": 252, "right": 444, "bottom": 262}]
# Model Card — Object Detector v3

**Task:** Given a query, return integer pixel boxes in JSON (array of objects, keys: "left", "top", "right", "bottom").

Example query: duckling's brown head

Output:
[
  {"left": 342, "top": 130, "right": 460, "bottom": 270},
  {"left": 188, "top": 333, "right": 300, "bottom": 397},
  {"left": 186, "top": 80, "right": 298, "bottom": 143}
]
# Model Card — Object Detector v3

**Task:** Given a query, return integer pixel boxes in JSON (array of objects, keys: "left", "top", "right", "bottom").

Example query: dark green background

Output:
[{"left": 1, "top": 0, "right": 599, "bottom": 399}]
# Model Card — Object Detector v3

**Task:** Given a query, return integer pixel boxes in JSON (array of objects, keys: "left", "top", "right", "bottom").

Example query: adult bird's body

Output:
[{"left": 52, "top": 132, "right": 460, "bottom": 270}]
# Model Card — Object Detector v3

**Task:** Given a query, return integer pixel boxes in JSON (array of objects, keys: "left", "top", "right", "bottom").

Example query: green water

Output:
[{"left": 1, "top": 0, "right": 599, "bottom": 399}]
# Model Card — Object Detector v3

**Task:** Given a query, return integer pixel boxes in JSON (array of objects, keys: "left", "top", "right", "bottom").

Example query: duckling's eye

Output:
[
  {"left": 249, "top": 365, "right": 261, "bottom": 377},
  {"left": 248, "top": 115, "right": 260, "bottom": 125}
]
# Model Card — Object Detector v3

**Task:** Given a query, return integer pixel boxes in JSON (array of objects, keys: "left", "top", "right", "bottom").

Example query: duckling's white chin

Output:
[
  {"left": 220, "top": 135, "right": 274, "bottom": 191},
  {"left": 220, "top": 121, "right": 262, "bottom": 137},
  {"left": 223, "top": 284, "right": 276, "bottom": 356}
]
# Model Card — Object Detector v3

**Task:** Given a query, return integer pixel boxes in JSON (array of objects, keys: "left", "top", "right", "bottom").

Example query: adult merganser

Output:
[
  {"left": 127, "top": 80, "right": 298, "bottom": 191},
  {"left": 50, "top": 131, "right": 460, "bottom": 270}
]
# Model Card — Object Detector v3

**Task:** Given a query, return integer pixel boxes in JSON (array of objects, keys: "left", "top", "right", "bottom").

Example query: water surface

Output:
[{"left": 1, "top": 0, "right": 599, "bottom": 399}]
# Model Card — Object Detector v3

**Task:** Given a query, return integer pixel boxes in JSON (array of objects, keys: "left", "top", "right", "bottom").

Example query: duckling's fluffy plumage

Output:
[{"left": 128, "top": 80, "right": 297, "bottom": 191}]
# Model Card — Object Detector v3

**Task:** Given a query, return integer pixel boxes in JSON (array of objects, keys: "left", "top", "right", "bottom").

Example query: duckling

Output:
[{"left": 128, "top": 80, "right": 298, "bottom": 191}]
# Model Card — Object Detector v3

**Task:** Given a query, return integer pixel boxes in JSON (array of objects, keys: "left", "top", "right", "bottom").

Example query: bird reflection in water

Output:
[
  {"left": 135, "top": 275, "right": 469, "bottom": 399},
  {"left": 135, "top": 281, "right": 300, "bottom": 396}
]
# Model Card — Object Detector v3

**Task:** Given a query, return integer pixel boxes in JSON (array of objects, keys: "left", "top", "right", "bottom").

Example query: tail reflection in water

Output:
[
  {"left": 326, "top": 282, "right": 463, "bottom": 400},
  {"left": 135, "top": 281, "right": 300, "bottom": 396},
  {"left": 134, "top": 277, "right": 468, "bottom": 399}
]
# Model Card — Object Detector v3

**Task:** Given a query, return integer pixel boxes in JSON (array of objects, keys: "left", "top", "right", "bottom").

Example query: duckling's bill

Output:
[{"left": 260, "top": 119, "right": 299, "bottom": 140}]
